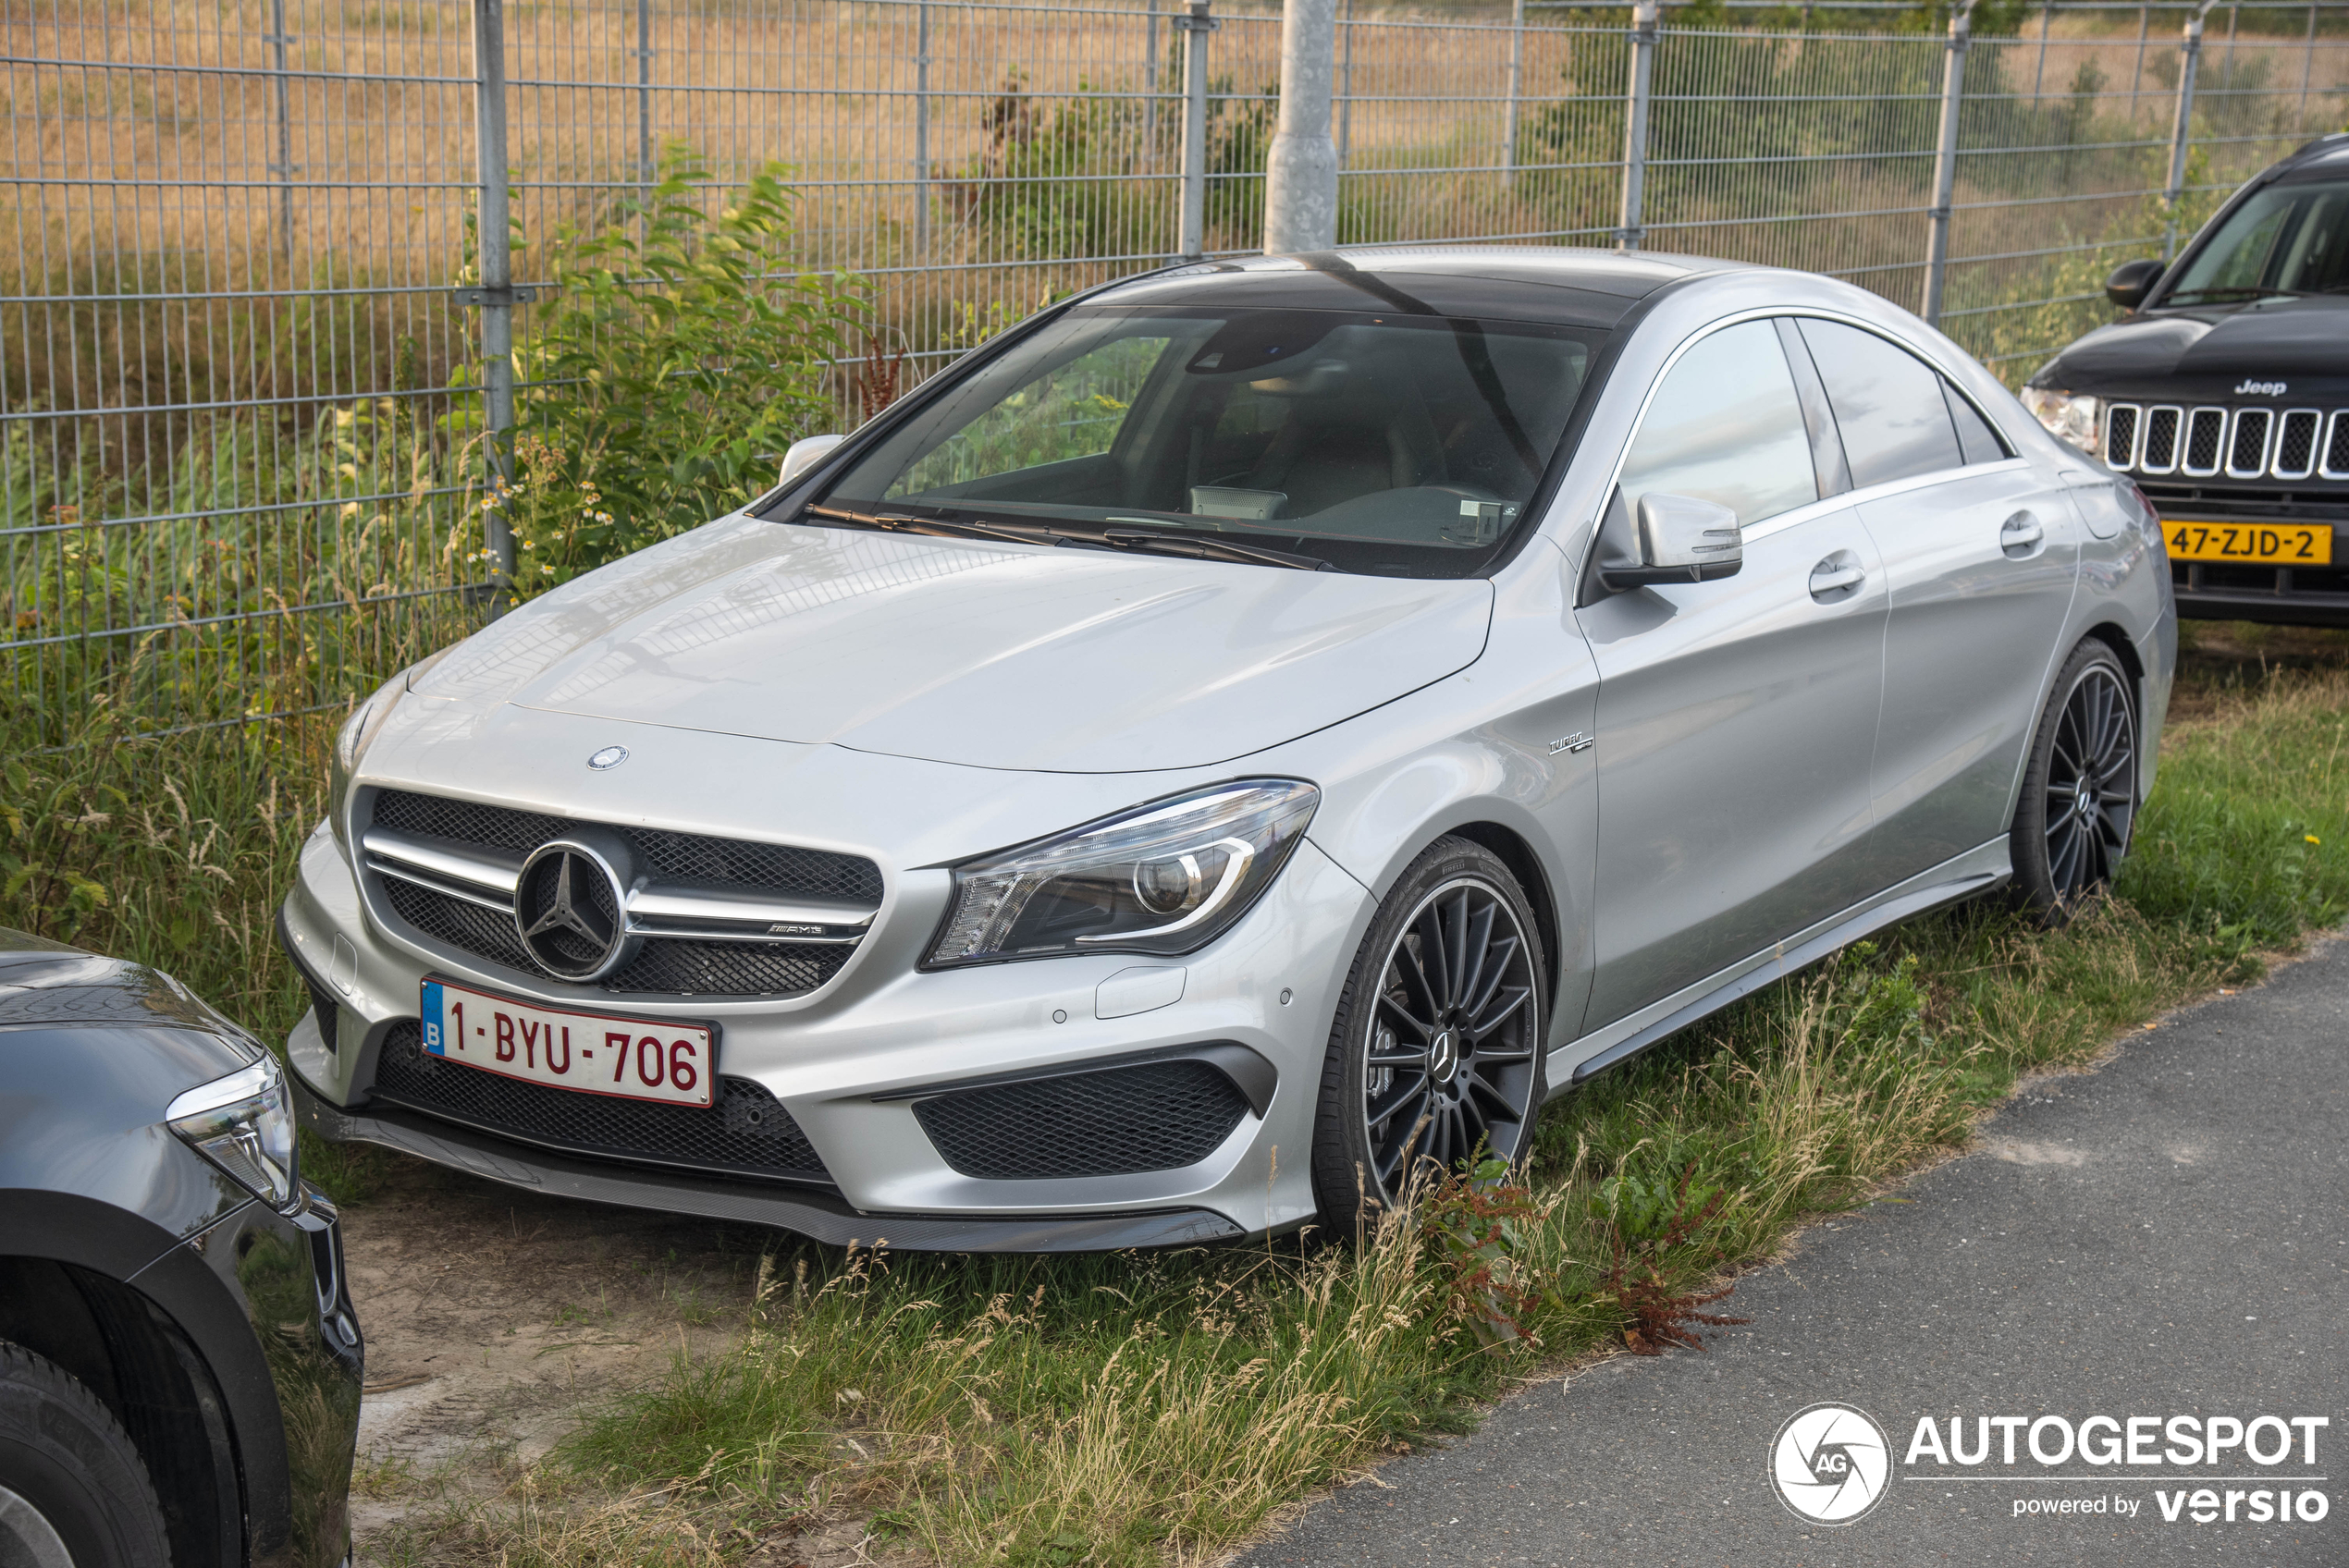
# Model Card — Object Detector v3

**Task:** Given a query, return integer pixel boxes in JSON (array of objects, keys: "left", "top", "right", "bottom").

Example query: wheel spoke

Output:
[
  {"left": 1415, "top": 904, "right": 1452, "bottom": 1013},
  {"left": 1472, "top": 983, "right": 1531, "bottom": 1036},
  {"left": 1463, "top": 933, "right": 1521, "bottom": 1024},
  {"left": 1366, "top": 1074, "right": 1431, "bottom": 1133},
  {"left": 1465, "top": 1068, "right": 1524, "bottom": 1125},
  {"left": 1456, "top": 899, "right": 1496, "bottom": 1018},
  {"left": 1441, "top": 892, "right": 1470, "bottom": 1011},
  {"left": 1374, "top": 990, "right": 1433, "bottom": 1044},
  {"left": 1395, "top": 936, "right": 1440, "bottom": 1023}
]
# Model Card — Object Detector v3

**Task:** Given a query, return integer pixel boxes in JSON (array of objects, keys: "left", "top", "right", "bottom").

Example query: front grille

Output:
[
  {"left": 382, "top": 875, "right": 854, "bottom": 997},
  {"left": 373, "top": 790, "right": 882, "bottom": 904},
  {"left": 369, "top": 790, "right": 877, "bottom": 997},
  {"left": 912, "top": 1059, "right": 1252, "bottom": 1181},
  {"left": 2107, "top": 402, "right": 2349, "bottom": 485},
  {"left": 369, "top": 1020, "right": 833, "bottom": 1186}
]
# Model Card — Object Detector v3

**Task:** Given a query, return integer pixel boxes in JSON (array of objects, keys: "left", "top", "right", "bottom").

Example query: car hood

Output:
[
  {"left": 414, "top": 518, "right": 1495, "bottom": 773},
  {"left": 2034, "top": 296, "right": 2349, "bottom": 402}
]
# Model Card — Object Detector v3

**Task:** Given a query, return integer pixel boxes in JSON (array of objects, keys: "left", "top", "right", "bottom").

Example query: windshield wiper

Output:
[
  {"left": 801, "top": 502, "right": 1070, "bottom": 548},
  {"left": 2162, "top": 286, "right": 2306, "bottom": 302},
  {"left": 1100, "top": 526, "right": 1330, "bottom": 572}
]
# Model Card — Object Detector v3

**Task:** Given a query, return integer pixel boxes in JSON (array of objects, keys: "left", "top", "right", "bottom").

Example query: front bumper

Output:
[
  {"left": 280, "top": 764, "right": 1374, "bottom": 1247},
  {"left": 2139, "top": 484, "right": 2349, "bottom": 624}
]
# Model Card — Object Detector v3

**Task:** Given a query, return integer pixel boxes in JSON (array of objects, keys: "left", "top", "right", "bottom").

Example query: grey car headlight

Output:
[
  {"left": 926, "top": 779, "right": 1320, "bottom": 967},
  {"left": 2021, "top": 386, "right": 2104, "bottom": 456},
  {"left": 166, "top": 1057, "right": 298, "bottom": 1211}
]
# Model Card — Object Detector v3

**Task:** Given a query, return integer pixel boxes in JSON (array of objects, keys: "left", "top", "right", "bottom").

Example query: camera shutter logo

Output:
[{"left": 1770, "top": 1403, "right": 1893, "bottom": 1525}]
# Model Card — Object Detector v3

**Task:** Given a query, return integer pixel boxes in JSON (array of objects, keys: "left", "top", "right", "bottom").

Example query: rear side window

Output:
[
  {"left": 1795, "top": 318, "right": 1962, "bottom": 487},
  {"left": 1943, "top": 381, "right": 2009, "bottom": 466},
  {"left": 1619, "top": 320, "right": 1817, "bottom": 527}
]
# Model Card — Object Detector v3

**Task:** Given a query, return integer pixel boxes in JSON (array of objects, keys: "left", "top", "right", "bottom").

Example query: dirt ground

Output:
[{"left": 340, "top": 1149, "right": 773, "bottom": 1549}]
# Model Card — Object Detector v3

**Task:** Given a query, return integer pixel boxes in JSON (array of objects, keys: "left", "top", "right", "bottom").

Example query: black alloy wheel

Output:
[
  {"left": 2011, "top": 638, "right": 2139, "bottom": 922},
  {"left": 1312, "top": 837, "right": 1547, "bottom": 1231}
]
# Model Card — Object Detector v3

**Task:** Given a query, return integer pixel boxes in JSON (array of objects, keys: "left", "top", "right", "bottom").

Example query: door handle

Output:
[
  {"left": 2000, "top": 510, "right": 2045, "bottom": 557},
  {"left": 1809, "top": 557, "right": 1864, "bottom": 599}
]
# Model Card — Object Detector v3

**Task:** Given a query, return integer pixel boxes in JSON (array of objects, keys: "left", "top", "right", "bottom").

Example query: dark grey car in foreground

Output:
[{"left": 0, "top": 928, "right": 362, "bottom": 1568}]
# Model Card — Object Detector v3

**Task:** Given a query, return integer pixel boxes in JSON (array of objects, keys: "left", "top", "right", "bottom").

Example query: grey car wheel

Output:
[
  {"left": 2011, "top": 638, "right": 2138, "bottom": 922},
  {"left": 1311, "top": 837, "right": 1547, "bottom": 1231}
]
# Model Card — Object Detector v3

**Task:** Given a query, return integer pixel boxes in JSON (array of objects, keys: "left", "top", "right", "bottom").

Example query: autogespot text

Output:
[{"left": 1901, "top": 1413, "right": 2331, "bottom": 1526}]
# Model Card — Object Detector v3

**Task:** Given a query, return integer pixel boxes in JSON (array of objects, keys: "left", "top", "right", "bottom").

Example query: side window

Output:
[
  {"left": 1619, "top": 320, "right": 1817, "bottom": 527},
  {"left": 1795, "top": 318, "right": 1962, "bottom": 488},
  {"left": 1943, "top": 380, "right": 2009, "bottom": 465}
]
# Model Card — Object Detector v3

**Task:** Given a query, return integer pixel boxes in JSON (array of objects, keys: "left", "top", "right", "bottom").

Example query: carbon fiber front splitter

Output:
[{"left": 289, "top": 1072, "right": 1248, "bottom": 1253}]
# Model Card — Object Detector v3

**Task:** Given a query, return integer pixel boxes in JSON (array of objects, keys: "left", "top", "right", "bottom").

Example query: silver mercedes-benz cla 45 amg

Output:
[{"left": 280, "top": 248, "right": 2175, "bottom": 1251}]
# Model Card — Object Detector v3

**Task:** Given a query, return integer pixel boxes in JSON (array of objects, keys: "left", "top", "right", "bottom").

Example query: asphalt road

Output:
[{"left": 1236, "top": 938, "right": 2349, "bottom": 1566}]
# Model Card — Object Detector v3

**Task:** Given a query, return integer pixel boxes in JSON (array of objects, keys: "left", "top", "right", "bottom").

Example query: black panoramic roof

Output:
[{"left": 1093, "top": 247, "right": 1738, "bottom": 330}]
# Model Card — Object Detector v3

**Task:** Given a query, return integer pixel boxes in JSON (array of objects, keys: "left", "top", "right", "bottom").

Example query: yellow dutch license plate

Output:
[{"left": 2162, "top": 519, "right": 2333, "bottom": 565}]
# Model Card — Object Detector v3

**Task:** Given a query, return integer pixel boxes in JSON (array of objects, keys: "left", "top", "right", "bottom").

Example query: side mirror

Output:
[
  {"left": 2105, "top": 258, "right": 2163, "bottom": 312},
  {"left": 778, "top": 432, "right": 846, "bottom": 487},
  {"left": 1596, "top": 492, "right": 1743, "bottom": 592}
]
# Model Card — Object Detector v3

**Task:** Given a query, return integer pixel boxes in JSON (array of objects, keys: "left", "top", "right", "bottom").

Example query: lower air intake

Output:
[
  {"left": 368, "top": 1021, "right": 833, "bottom": 1186},
  {"left": 912, "top": 1059, "right": 1252, "bottom": 1181}
]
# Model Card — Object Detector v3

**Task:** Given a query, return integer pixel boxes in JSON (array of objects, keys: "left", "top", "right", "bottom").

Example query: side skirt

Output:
[{"left": 1545, "top": 837, "right": 2012, "bottom": 1094}]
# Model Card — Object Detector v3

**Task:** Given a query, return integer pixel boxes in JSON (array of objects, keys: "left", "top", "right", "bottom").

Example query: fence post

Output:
[
  {"left": 1505, "top": 0, "right": 1525, "bottom": 178},
  {"left": 265, "top": 0, "right": 296, "bottom": 268},
  {"left": 915, "top": 0, "right": 932, "bottom": 254},
  {"left": 1264, "top": 0, "right": 1338, "bottom": 252},
  {"left": 636, "top": 0, "right": 652, "bottom": 204},
  {"left": 469, "top": 0, "right": 516, "bottom": 608},
  {"left": 1146, "top": 0, "right": 1162, "bottom": 165},
  {"left": 2163, "top": 3, "right": 2215, "bottom": 262},
  {"left": 1177, "top": 0, "right": 1216, "bottom": 261},
  {"left": 1616, "top": 0, "right": 1657, "bottom": 251},
  {"left": 1920, "top": 0, "right": 1974, "bottom": 328},
  {"left": 1338, "top": 0, "right": 1356, "bottom": 165}
]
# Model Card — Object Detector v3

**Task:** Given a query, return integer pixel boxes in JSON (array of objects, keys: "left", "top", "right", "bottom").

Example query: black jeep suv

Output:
[
  {"left": 0, "top": 928, "right": 363, "bottom": 1568},
  {"left": 2025, "top": 132, "right": 2349, "bottom": 625}
]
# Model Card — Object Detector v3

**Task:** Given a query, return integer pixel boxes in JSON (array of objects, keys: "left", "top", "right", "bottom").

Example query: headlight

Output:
[
  {"left": 2021, "top": 386, "right": 2104, "bottom": 456},
  {"left": 165, "top": 1057, "right": 298, "bottom": 1211},
  {"left": 926, "top": 779, "right": 1320, "bottom": 967}
]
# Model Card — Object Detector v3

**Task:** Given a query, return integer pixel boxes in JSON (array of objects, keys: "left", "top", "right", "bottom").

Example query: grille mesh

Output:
[
  {"left": 912, "top": 1060, "right": 1252, "bottom": 1181},
  {"left": 2328, "top": 414, "right": 2349, "bottom": 479},
  {"left": 2184, "top": 408, "right": 2227, "bottom": 474},
  {"left": 370, "top": 1020, "right": 832, "bottom": 1184},
  {"left": 2104, "top": 404, "right": 2138, "bottom": 469},
  {"left": 372, "top": 790, "right": 883, "bottom": 904},
  {"left": 2276, "top": 411, "right": 2321, "bottom": 478},
  {"left": 2141, "top": 406, "right": 2180, "bottom": 472},
  {"left": 383, "top": 875, "right": 851, "bottom": 996},
  {"left": 2228, "top": 409, "right": 2272, "bottom": 476},
  {"left": 370, "top": 790, "right": 875, "bottom": 997},
  {"left": 305, "top": 976, "right": 339, "bottom": 1055}
]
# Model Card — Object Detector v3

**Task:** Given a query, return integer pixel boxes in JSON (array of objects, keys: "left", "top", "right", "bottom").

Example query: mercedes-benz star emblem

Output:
[
  {"left": 514, "top": 840, "right": 631, "bottom": 980},
  {"left": 587, "top": 745, "right": 629, "bottom": 771}
]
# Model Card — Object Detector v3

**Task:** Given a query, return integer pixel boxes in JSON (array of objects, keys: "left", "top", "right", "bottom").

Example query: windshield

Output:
[
  {"left": 2166, "top": 178, "right": 2349, "bottom": 300},
  {"left": 818, "top": 305, "right": 1600, "bottom": 576}
]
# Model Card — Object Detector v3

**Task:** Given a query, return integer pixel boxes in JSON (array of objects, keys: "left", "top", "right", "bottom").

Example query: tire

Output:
[
  {"left": 0, "top": 1341, "right": 170, "bottom": 1568},
  {"left": 2011, "top": 637, "right": 2139, "bottom": 924},
  {"left": 1310, "top": 836, "right": 1549, "bottom": 1233}
]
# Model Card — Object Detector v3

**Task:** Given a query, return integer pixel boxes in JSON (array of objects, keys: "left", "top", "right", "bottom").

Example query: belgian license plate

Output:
[
  {"left": 419, "top": 978, "right": 715, "bottom": 1108},
  {"left": 2162, "top": 519, "right": 2333, "bottom": 565}
]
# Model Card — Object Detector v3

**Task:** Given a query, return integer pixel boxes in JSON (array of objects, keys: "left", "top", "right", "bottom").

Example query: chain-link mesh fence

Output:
[{"left": 6, "top": 1, "right": 2345, "bottom": 745}]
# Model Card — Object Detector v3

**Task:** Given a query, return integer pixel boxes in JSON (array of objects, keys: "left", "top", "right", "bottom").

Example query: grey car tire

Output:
[
  {"left": 2010, "top": 637, "right": 2139, "bottom": 924},
  {"left": 0, "top": 1341, "right": 170, "bottom": 1568},
  {"left": 1310, "top": 836, "right": 1549, "bottom": 1235}
]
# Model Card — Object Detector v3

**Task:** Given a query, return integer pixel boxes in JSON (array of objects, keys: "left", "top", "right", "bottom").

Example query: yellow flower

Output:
[{"left": 2306, "top": 834, "right": 2322, "bottom": 845}]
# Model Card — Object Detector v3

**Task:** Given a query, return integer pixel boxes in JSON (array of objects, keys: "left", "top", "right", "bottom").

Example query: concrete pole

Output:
[
  {"left": 1616, "top": 0, "right": 1658, "bottom": 251},
  {"left": 1263, "top": 0, "right": 1339, "bottom": 254},
  {"left": 1920, "top": 0, "right": 1974, "bottom": 327},
  {"left": 2164, "top": 3, "right": 2219, "bottom": 262},
  {"left": 1178, "top": 0, "right": 1215, "bottom": 260}
]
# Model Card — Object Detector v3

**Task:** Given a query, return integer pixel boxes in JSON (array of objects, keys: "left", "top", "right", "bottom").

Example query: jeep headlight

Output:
[
  {"left": 2022, "top": 386, "right": 2104, "bottom": 456},
  {"left": 166, "top": 1057, "right": 299, "bottom": 1211},
  {"left": 926, "top": 780, "right": 1319, "bottom": 966}
]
